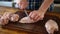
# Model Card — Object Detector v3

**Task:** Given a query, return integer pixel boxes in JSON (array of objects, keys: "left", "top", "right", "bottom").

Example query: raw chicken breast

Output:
[
  {"left": 3, "top": 12, "right": 13, "bottom": 19},
  {"left": 10, "top": 14, "right": 19, "bottom": 22},
  {"left": 0, "top": 12, "right": 13, "bottom": 25},
  {"left": 19, "top": 17, "right": 35, "bottom": 23},
  {"left": 45, "top": 19, "right": 59, "bottom": 34},
  {"left": 0, "top": 16, "right": 9, "bottom": 25}
]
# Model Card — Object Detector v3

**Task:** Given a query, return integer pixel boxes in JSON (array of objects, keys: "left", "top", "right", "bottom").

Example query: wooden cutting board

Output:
[{"left": 2, "top": 11, "right": 60, "bottom": 34}]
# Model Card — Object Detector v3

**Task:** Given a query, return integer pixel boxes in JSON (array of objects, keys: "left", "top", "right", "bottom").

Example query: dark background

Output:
[
  {"left": 54, "top": 0, "right": 60, "bottom": 4},
  {"left": 0, "top": 0, "right": 60, "bottom": 4}
]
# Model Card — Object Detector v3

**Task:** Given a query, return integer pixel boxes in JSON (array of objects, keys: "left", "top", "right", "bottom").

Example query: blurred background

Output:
[{"left": 0, "top": 0, "right": 60, "bottom": 12}]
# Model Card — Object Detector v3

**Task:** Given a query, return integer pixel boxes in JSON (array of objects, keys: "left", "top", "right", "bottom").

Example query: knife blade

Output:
[{"left": 24, "top": 10, "right": 29, "bottom": 16}]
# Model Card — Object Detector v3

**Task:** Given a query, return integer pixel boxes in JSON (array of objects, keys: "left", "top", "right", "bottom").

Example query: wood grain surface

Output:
[{"left": 0, "top": 6, "right": 60, "bottom": 34}]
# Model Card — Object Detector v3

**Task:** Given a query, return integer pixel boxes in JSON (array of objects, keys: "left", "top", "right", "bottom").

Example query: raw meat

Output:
[
  {"left": 10, "top": 14, "right": 19, "bottom": 22},
  {"left": 45, "top": 19, "right": 59, "bottom": 34},
  {"left": 19, "top": 16, "right": 35, "bottom": 23}
]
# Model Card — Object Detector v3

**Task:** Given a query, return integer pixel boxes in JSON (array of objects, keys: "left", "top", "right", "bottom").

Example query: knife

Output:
[{"left": 24, "top": 10, "right": 29, "bottom": 16}]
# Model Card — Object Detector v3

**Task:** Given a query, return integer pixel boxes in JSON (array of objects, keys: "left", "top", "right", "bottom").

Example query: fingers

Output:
[
  {"left": 29, "top": 13, "right": 37, "bottom": 19},
  {"left": 17, "top": 0, "right": 28, "bottom": 9},
  {"left": 34, "top": 15, "right": 40, "bottom": 20},
  {"left": 21, "top": 2, "right": 28, "bottom": 9},
  {"left": 29, "top": 11, "right": 44, "bottom": 21},
  {"left": 29, "top": 12, "right": 33, "bottom": 19},
  {"left": 37, "top": 16, "right": 44, "bottom": 21},
  {"left": 29, "top": 12, "right": 33, "bottom": 16}
]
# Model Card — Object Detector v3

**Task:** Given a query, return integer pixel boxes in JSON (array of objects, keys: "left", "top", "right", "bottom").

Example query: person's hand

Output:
[
  {"left": 29, "top": 10, "right": 45, "bottom": 22},
  {"left": 16, "top": 0, "right": 28, "bottom": 9}
]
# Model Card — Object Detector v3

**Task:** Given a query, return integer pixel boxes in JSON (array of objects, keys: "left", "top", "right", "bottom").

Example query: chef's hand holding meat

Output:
[
  {"left": 19, "top": 10, "right": 44, "bottom": 23},
  {"left": 45, "top": 19, "right": 59, "bottom": 34},
  {"left": 17, "top": 0, "right": 54, "bottom": 23},
  {"left": 29, "top": 10, "right": 44, "bottom": 22}
]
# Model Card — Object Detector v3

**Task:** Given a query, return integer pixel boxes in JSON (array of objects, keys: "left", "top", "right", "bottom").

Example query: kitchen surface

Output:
[
  {"left": 0, "top": 6, "right": 60, "bottom": 34},
  {"left": 0, "top": 0, "right": 60, "bottom": 34}
]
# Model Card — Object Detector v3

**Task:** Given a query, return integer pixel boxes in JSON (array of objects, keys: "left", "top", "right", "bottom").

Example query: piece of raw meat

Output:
[
  {"left": 0, "top": 16, "right": 9, "bottom": 25},
  {"left": 3, "top": 12, "right": 13, "bottom": 19},
  {"left": 45, "top": 19, "right": 59, "bottom": 34},
  {"left": 0, "top": 12, "right": 13, "bottom": 25},
  {"left": 10, "top": 14, "right": 19, "bottom": 22},
  {"left": 19, "top": 16, "right": 35, "bottom": 23}
]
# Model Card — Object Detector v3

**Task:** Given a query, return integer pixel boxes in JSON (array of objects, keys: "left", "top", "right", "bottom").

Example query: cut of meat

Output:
[
  {"left": 19, "top": 16, "right": 35, "bottom": 23},
  {"left": 10, "top": 14, "right": 19, "bottom": 22},
  {"left": 0, "top": 12, "right": 13, "bottom": 25},
  {"left": 45, "top": 19, "right": 59, "bottom": 34},
  {"left": 0, "top": 16, "right": 9, "bottom": 25},
  {"left": 3, "top": 12, "right": 13, "bottom": 19}
]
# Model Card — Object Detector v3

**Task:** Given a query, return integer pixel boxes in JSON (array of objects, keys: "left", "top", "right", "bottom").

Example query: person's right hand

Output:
[{"left": 16, "top": 0, "right": 28, "bottom": 9}]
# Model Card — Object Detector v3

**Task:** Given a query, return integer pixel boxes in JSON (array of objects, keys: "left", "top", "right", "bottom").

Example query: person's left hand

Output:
[{"left": 29, "top": 10, "right": 45, "bottom": 22}]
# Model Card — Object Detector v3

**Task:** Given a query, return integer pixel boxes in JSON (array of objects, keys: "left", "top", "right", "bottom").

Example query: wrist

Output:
[{"left": 37, "top": 9, "right": 46, "bottom": 15}]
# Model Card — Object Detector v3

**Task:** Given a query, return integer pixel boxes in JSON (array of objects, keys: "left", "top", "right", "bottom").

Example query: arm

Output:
[
  {"left": 38, "top": 0, "right": 54, "bottom": 14},
  {"left": 16, "top": 0, "right": 28, "bottom": 9},
  {"left": 29, "top": 0, "right": 54, "bottom": 21}
]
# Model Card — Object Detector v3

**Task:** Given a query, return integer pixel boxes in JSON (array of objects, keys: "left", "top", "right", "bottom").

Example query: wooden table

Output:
[{"left": 0, "top": 6, "right": 60, "bottom": 34}]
